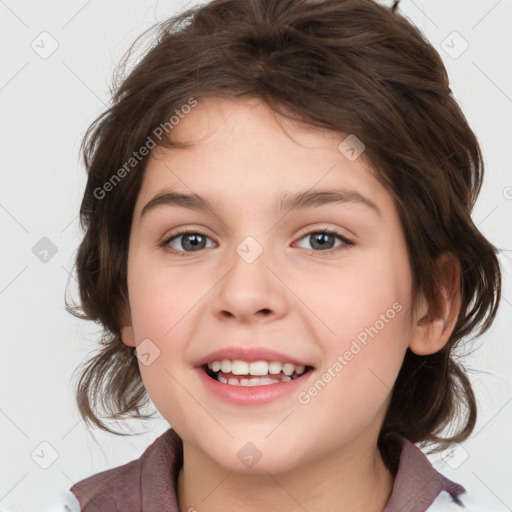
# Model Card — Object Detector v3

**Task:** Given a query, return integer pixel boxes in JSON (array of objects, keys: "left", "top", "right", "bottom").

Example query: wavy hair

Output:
[{"left": 66, "top": 0, "right": 501, "bottom": 473}]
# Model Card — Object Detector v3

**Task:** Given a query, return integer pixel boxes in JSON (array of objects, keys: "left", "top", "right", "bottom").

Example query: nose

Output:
[{"left": 211, "top": 240, "right": 288, "bottom": 324}]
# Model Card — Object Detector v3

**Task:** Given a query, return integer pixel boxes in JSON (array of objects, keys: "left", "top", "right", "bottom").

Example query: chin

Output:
[{"left": 205, "top": 439, "right": 307, "bottom": 475}]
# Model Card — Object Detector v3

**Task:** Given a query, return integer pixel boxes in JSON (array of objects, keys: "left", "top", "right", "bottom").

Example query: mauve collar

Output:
[
  {"left": 70, "top": 428, "right": 183, "bottom": 511},
  {"left": 141, "top": 427, "right": 183, "bottom": 511},
  {"left": 71, "top": 428, "right": 466, "bottom": 511},
  {"left": 382, "top": 437, "right": 466, "bottom": 511},
  {"left": 140, "top": 429, "right": 466, "bottom": 511}
]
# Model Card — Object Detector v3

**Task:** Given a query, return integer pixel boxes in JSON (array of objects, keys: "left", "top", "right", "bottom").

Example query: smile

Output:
[
  {"left": 203, "top": 359, "right": 313, "bottom": 386},
  {"left": 203, "top": 359, "right": 312, "bottom": 396}
]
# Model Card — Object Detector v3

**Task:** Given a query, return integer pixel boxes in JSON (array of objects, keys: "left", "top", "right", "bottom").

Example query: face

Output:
[{"left": 123, "top": 96, "right": 419, "bottom": 474}]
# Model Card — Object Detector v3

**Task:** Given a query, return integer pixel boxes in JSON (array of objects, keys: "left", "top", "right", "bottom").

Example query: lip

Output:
[
  {"left": 193, "top": 346, "right": 313, "bottom": 367},
  {"left": 195, "top": 366, "right": 315, "bottom": 406}
]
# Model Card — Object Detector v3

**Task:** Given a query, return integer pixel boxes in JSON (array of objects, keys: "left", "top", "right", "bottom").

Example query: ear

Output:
[
  {"left": 409, "top": 252, "right": 462, "bottom": 356},
  {"left": 119, "top": 307, "right": 136, "bottom": 347}
]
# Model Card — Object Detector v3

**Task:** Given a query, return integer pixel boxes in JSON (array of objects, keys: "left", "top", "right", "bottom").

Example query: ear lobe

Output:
[
  {"left": 121, "top": 324, "right": 136, "bottom": 347},
  {"left": 119, "top": 308, "right": 136, "bottom": 347},
  {"left": 409, "top": 253, "right": 462, "bottom": 356}
]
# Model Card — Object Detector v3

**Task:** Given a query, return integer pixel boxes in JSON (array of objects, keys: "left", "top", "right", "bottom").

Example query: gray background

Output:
[{"left": 1, "top": 0, "right": 511, "bottom": 509}]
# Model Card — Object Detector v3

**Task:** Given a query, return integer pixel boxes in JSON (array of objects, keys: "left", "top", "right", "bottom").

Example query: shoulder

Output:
[
  {"left": 427, "top": 488, "right": 509, "bottom": 511},
  {"left": 386, "top": 437, "right": 508, "bottom": 512},
  {"left": 0, "top": 491, "right": 81, "bottom": 512},
  {"left": 70, "top": 427, "right": 183, "bottom": 510}
]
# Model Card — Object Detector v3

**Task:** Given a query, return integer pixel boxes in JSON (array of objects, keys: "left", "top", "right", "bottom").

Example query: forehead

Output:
[{"left": 134, "top": 96, "right": 394, "bottom": 220}]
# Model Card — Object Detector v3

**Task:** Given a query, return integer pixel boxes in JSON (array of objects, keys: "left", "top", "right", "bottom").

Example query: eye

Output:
[
  {"left": 294, "top": 229, "right": 353, "bottom": 255},
  {"left": 160, "top": 228, "right": 354, "bottom": 256},
  {"left": 162, "top": 230, "right": 215, "bottom": 255}
]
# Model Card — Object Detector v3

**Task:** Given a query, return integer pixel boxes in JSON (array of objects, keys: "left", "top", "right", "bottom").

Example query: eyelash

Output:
[{"left": 160, "top": 228, "right": 354, "bottom": 257}]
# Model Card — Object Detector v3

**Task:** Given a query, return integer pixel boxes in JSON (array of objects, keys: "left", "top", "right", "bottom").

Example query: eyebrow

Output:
[{"left": 140, "top": 187, "right": 382, "bottom": 219}]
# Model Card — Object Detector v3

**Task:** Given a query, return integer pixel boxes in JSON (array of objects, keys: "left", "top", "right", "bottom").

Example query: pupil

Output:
[
  {"left": 312, "top": 233, "right": 333, "bottom": 250},
  {"left": 183, "top": 234, "right": 204, "bottom": 251}
]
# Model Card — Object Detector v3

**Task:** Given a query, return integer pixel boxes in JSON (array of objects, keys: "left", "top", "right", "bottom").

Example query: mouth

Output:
[{"left": 202, "top": 360, "right": 315, "bottom": 387}]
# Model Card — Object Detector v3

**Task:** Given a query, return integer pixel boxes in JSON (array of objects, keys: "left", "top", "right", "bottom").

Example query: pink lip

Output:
[
  {"left": 195, "top": 366, "right": 315, "bottom": 406},
  {"left": 193, "top": 346, "right": 313, "bottom": 368}
]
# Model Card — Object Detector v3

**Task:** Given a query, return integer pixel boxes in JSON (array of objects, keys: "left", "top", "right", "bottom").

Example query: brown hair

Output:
[{"left": 66, "top": 0, "right": 501, "bottom": 472}]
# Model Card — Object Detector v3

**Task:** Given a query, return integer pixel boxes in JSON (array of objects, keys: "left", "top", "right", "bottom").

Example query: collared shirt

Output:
[{"left": 3, "top": 429, "right": 506, "bottom": 511}]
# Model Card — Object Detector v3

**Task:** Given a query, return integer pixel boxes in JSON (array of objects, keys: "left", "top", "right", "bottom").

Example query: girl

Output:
[{"left": 17, "top": 0, "right": 506, "bottom": 510}]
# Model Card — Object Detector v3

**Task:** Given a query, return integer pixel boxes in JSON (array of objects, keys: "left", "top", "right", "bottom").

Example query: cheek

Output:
[
  {"left": 127, "top": 254, "right": 196, "bottom": 341},
  {"left": 126, "top": 254, "right": 212, "bottom": 391},
  {"left": 304, "top": 305, "right": 409, "bottom": 435},
  {"left": 304, "top": 245, "right": 412, "bottom": 399},
  {"left": 127, "top": 269, "right": 189, "bottom": 415},
  {"left": 126, "top": 260, "right": 186, "bottom": 382},
  {"left": 297, "top": 249, "right": 411, "bottom": 346}
]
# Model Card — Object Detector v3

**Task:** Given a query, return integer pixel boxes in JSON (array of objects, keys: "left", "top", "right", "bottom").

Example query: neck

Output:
[{"left": 177, "top": 436, "right": 395, "bottom": 512}]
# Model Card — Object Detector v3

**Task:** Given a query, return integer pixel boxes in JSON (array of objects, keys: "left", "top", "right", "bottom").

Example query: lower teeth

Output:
[{"left": 215, "top": 373, "right": 296, "bottom": 386}]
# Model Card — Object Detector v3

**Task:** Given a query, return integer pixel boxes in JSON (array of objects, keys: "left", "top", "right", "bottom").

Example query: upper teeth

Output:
[{"left": 207, "top": 360, "right": 306, "bottom": 377}]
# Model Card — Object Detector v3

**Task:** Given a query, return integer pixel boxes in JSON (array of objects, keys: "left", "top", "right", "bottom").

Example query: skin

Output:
[{"left": 121, "top": 96, "right": 461, "bottom": 511}]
